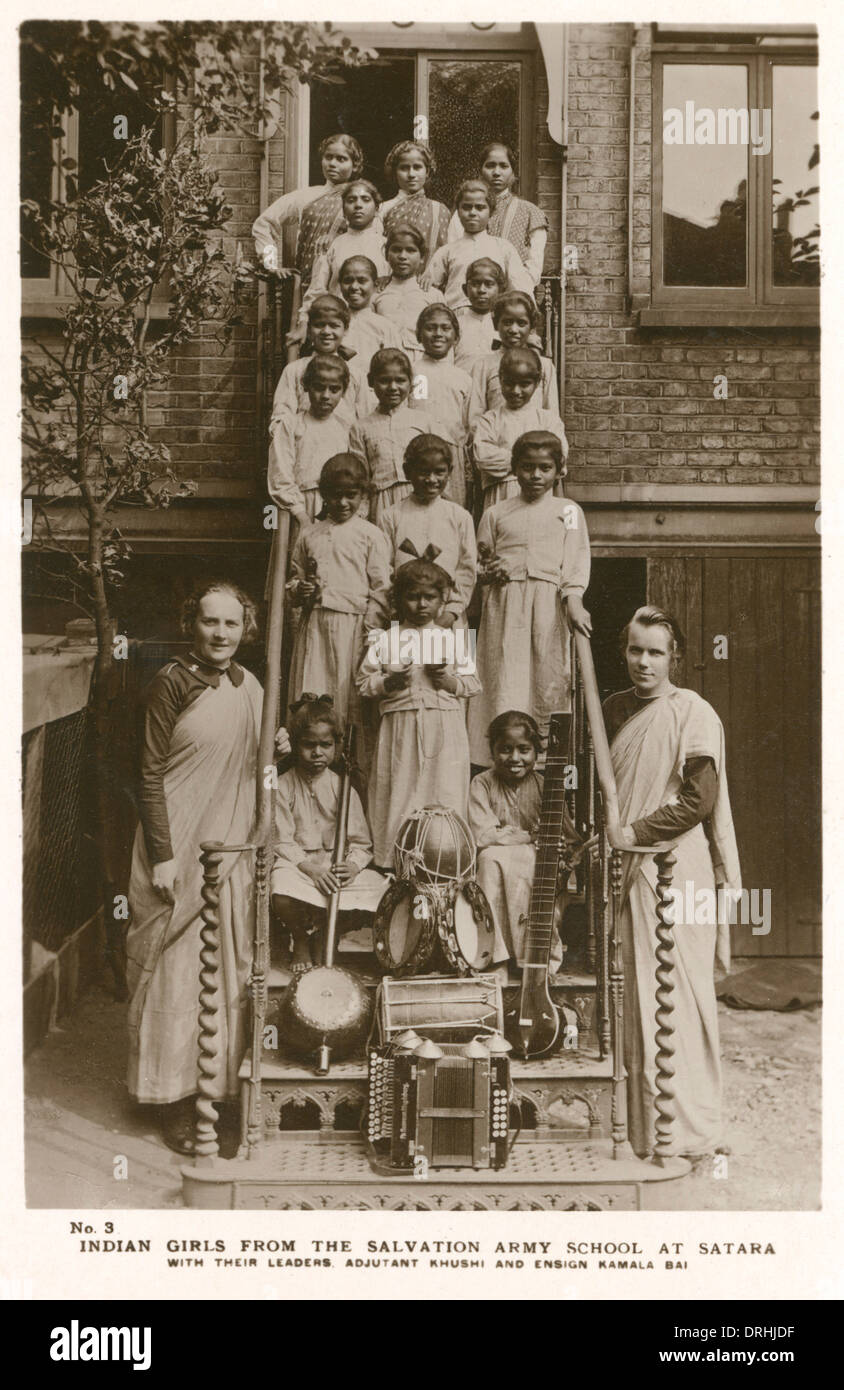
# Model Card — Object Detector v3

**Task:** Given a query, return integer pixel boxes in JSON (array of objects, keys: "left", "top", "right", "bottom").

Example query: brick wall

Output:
[{"left": 563, "top": 24, "right": 820, "bottom": 489}]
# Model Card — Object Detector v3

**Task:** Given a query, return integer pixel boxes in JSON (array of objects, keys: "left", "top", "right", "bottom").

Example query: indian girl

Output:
[
  {"left": 373, "top": 222, "right": 446, "bottom": 348},
  {"left": 380, "top": 139, "right": 450, "bottom": 268},
  {"left": 449, "top": 141, "right": 548, "bottom": 286},
  {"left": 472, "top": 346, "right": 568, "bottom": 511},
  {"left": 300, "top": 179, "right": 388, "bottom": 321},
  {"left": 348, "top": 348, "right": 426, "bottom": 523},
  {"left": 271, "top": 295, "right": 371, "bottom": 424},
  {"left": 379, "top": 434, "right": 477, "bottom": 627},
  {"left": 409, "top": 304, "right": 473, "bottom": 507},
  {"left": 337, "top": 256, "right": 403, "bottom": 362},
  {"left": 271, "top": 697, "right": 385, "bottom": 973},
  {"left": 127, "top": 582, "right": 264, "bottom": 1155},
  {"left": 421, "top": 180, "right": 534, "bottom": 308},
  {"left": 467, "top": 431, "right": 591, "bottom": 765},
  {"left": 468, "top": 289, "right": 559, "bottom": 421},
  {"left": 252, "top": 132, "right": 363, "bottom": 286},
  {"left": 604, "top": 606, "right": 741, "bottom": 1160},
  {"left": 356, "top": 559, "right": 480, "bottom": 869},
  {"left": 267, "top": 355, "right": 350, "bottom": 526}
]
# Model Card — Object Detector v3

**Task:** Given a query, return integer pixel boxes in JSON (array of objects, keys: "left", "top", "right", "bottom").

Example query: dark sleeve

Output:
[
  {"left": 631, "top": 756, "right": 717, "bottom": 847},
  {"left": 136, "top": 668, "right": 186, "bottom": 863}
]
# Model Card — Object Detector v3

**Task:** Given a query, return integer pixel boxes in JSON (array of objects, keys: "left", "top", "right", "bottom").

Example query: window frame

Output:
[
  {"left": 644, "top": 43, "right": 818, "bottom": 328},
  {"left": 21, "top": 86, "right": 175, "bottom": 320}
]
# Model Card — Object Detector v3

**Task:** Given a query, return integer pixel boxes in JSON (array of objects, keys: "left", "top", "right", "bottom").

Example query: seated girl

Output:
[
  {"left": 380, "top": 140, "right": 450, "bottom": 269},
  {"left": 271, "top": 696, "right": 386, "bottom": 973},
  {"left": 469, "top": 710, "right": 579, "bottom": 979},
  {"left": 356, "top": 559, "right": 480, "bottom": 870}
]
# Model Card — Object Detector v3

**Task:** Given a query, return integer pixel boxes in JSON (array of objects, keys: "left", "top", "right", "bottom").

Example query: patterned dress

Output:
[{"left": 381, "top": 190, "right": 451, "bottom": 268}]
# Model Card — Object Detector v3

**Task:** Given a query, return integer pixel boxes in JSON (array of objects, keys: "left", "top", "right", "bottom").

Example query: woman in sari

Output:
[
  {"left": 603, "top": 606, "right": 741, "bottom": 1161},
  {"left": 126, "top": 582, "right": 264, "bottom": 1155},
  {"left": 252, "top": 133, "right": 364, "bottom": 286},
  {"left": 381, "top": 140, "right": 451, "bottom": 270}
]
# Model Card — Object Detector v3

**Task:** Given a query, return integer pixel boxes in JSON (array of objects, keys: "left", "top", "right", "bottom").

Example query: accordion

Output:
[{"left": 367, "top": 1043, "right": 511, "bottom": 1172}]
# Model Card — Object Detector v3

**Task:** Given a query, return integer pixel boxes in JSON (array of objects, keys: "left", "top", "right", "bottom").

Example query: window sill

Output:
[
  {"left": 22, "top": 298, "right": 172, "bottom": 323},
  {"left": 637, "top": 306, "right": 819, "bottom": 329}
]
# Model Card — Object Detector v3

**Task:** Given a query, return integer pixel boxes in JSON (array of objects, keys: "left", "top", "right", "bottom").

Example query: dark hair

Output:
[
  {"left": 319, "top": 453, "right": 369, "bottom": 496},
  {"left": 393, "top": 559, "right": 452, "bottom": 612},
  {"left": 318, "top": 133, "right": 364, "bottom": 175},
  {"left": 479, "top": 140, "right": 518, "bottom": 176},
  {"left": 342, "top": 178, "right": 381, "bottom": 208},
  {"left": 492, "top": 290, "right": 537, "bottom": 329},
  {"left": 385, "top": 221, "right": 426, "bottom": 255},
  {"left": 181, "top": 581, "right": 258, "bottom": 643},
  {"left": 416, "top": 302, "right": 460, "bottom": 339},
  {"left": 500, "top": 346, "right": 542, "bottom": 381},
  {"left": 288, "top": 695, "right": 344, "bottom": 749},
  {"left": 465, "top": 257, "right": 506, "bottom": 288},
  {"left": 308, "top": 293, "right": 350, "bottom": 327},
  {"left": 339, "top": 255, "right": 379, "bottom": 284},
  {"left": 384, "top": 140, "right": 436, "bottom": 180},
  {"left": 368, "top": 347, "right": 413, "bottom": 384},
  {"left": 403, "top": 433, "right": 453, "bottom": 477},
  {"left": 302, "top": 354, "right": 350, "bottom": 390},
  {"left": 487, "top": 709, "right": 542, "bottom": 754},
  {"left": 620, "top": 605, "right": 685, "bottom": 664},
  {"left": 455, "top": 179, "right": 496, "bottom": 213},
  {"left": 511, "top": 431, "right": 564, "bottom": 472}
]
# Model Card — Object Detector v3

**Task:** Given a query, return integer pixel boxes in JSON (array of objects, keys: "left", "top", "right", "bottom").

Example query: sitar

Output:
[{"left": 504, "top": 712, "right": 575, "bottom": 1060}]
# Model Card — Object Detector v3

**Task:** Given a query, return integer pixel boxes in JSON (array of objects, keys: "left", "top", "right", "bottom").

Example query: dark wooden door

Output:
[{"left": 648, "top": 553, "right": 821, "bottom": 959}]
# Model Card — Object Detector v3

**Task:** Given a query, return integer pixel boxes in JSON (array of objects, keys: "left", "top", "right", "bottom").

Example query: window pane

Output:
[
  {"left": 662, "top": 65, "right": 749, "bottom": 287},
  {"left": 427, "top": 59, "right": 520, "bottom": 209},
  {"left": 77, "top": 84, "right": 160, "bottom": 194},
  {"left": 772, "top": 65, "right": 819, "bottom": 286}
]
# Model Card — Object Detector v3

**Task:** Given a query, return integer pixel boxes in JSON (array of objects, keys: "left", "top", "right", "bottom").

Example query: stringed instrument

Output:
[{"left": 504, "top": 712, "right": 575, "bottom": 1060}]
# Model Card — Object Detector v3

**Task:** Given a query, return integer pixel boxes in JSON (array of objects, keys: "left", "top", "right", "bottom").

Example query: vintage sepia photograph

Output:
[{"left": 18, "top": 13, "right": 821, "bottom": 1229}]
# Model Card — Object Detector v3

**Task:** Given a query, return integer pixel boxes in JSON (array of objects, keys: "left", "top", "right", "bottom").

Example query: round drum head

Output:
[
  {"left": 386, "top": 894, "right": 424, "bottom": 967},
  {"left": 439, "top": 881, "right": 495, "bottom": 973},
  {"left": 373, "top": 879, "right": 437, "bottom": 975}
]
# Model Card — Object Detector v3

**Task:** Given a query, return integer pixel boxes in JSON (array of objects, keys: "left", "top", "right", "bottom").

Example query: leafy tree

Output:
[{"left": 20, "top": 21, "right": 374, "bottom": 977}]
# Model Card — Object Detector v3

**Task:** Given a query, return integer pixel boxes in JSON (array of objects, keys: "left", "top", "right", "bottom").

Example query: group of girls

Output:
[{"left": 254, "top": 133, "right": 593, "bottom": 979}]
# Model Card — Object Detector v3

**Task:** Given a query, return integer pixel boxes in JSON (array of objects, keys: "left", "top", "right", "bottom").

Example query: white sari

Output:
[{"left": 611, "top": 686, "right": 741, "bottom": 1156}]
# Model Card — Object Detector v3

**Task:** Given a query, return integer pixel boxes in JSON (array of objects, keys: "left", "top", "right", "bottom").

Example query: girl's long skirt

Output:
[
  {"left": 288, "top": 609, "right": 366, "bottom": 740},
  {"left": 368, "top": 706, "right": 470, "bottom": 868},
  {"left": 476, "top": 842, "right": 564, "bottom": 969},
  {"left": 467, "top": 578, "right": 570, "bottom": 765}
]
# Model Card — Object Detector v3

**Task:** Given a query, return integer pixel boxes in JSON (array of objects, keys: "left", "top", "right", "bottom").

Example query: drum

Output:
[
  {"left": 379, "top": 972, "right": 504, "bottom": 1043},
  {"left": 438, "top": 880, "right": 496, "bottom": 976},
  {"left": 277, "top": 965, "right": 373, "bottom": 1060},
  {"left": 394, "top": 805, "right": 476, "bottom": 886},
  {"left": 372, "top": 877, "right": 438, "bottom": 976}
]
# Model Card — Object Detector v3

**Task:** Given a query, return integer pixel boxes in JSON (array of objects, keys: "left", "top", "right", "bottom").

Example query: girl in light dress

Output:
[
  {"left": 271, "top": 697, "right": 386, "bottom": 974},
  {"left": 454, "top": 258, "right": 505, "bottom": 371},
  {"left": 379, "top": 434, "right": 477, "bottom": 628},
  {"left": 271, "top": 295, "right": 371, "bottom": 424},
  {"left": 267, "top": 355, "right": 350, "bottom": 525},
  {"left": 348, "top": 348, "right": 426, "bottom": 523},
  {"left": 468, "top": 290, "right": 559, "bottom": 422},
  {"left": 298, "top": 180, "right": 389, "bottom": 329},
  {"left": 422, "top": 180, "right": 534, "bottom": 309},
  {"left": 287, "top": 453, "right": 391, "bottom": 740},
  {"left": 380, "top": 140, "right": 450, "bottom": 270},
  {"left": 467, "top": 431, "right": 591, "bottom": 765},
  {"left": 356, "top": 559, "right": 480, "bottom": 870},
  {"left": 252, "top": 132, "right": 364, "bottom": 285},
  {"left": 472, "top": 347, "right": 568, "bottom": 511},
  {"left": 373, "top": 222, "right": 445, "bottom": 350},
  {"left": 449, "top": 142, "right": 548, "bottom": 287},
  {"left": 338, "top": 256, "right": 404, "bottom": 363},
  {"left": 469, "top": 710, "right": 577, "bottom": 978},
  {"left": 409, "top": 304, "right": 473, "bottom": 508}
]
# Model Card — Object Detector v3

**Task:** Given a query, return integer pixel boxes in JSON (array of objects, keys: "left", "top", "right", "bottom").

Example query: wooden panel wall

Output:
[{"left": 648, "top": 554, "right": 821, "bottom": 959}]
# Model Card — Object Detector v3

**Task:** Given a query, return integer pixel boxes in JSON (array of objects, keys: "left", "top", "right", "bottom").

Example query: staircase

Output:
[{"left": 180, "top": 277, "right": 689, "bottom": 1211}]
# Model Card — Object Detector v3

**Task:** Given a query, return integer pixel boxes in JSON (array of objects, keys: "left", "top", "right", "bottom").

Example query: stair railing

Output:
[{"left": 568, "top": 628, "right": 678, "bottom": 1164}]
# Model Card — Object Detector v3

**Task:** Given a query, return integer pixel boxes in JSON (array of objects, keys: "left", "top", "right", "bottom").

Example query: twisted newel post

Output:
[
  {"left": 652, "top": 847, "right": 678, "bottom": 1167},
  {"left": 195, "top": 841, "right": 225, "bottom": 1163},
  {"left": 609, "top": 847, "right": 634, "bottom": 1159}
]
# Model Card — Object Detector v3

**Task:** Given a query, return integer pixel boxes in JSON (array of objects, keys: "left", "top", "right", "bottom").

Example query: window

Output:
[
  {"left": 21, "top": 54, "right": 168, "bottom": 315},
  {"left": 646, "top": 40, "right": 818, "bottom": 326}
]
